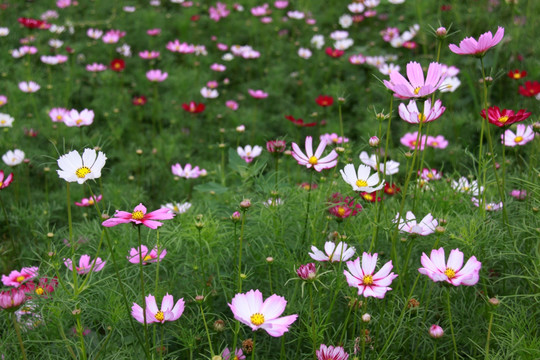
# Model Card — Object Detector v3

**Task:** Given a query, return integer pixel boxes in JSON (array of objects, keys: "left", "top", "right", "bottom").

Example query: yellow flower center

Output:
[
  {"left": 363, "top": 274, "right": 374, "bottom": 285},
  {"left": 173, "top": 206, "right": 179, "bottom": 212},
  {"left": 332, "top": 138, "right": 339, "bottom": 143},
  {"left": 155, "top": 311, "right": 164, "bottom": 321},
  {"left": 16, "top": 276, "right": 25, "bottom": 282},
  {"left": 88, "top": 199, "right": 94, "bottom": 205},
  {"left": 444, "top": 268, "right": 456, "bottom": 279},
  {"left": 486, "top": 205, "right": 493, "bottom": 210},
  {"left": 498, "top": 116, "right": 509, "bottom": 124},
  {"left": 143, "top": 255, "right": 152, "bottom": 262},
  {"left": 418, "top": 113, "right": 426, "bottom": 122},
  {"left": 463, "top": 186, "right": 470, "bottom": 191},
  {"left": 1, "top": 120, "right": 5, "bottom": 125},
  {"left": 356, "top": 179, "right": 368, "bottom": 188},
  {"left": 513, "top": 73, "right": 521, "bottom": 79},
  {"left": 427, "top": 173, "right": 434, "bottom": 179},
  {"left": 75, "top": 167, "right": 91, "bottom": 178},
  {"left": 56, "top": 115, "right": 63, "bottom": 121},
  {"left": 363, "top": 193, "right": 373, "bottom": 201},
  {"left": 35, "top": 287, "right": 44, "bottom": 295},
  {"left": 250, "top": 313, "right": 265, "bottom": 326},
  {"left": 0, "top": 182, "right": 3, "bottom": 187},
  {"left": 337, "top": 207, "right": 346, "bottom": 216},
  {"left": 414, "top": 86, "right": 421, "bottom": 95},
  {"left": 308, "top": 156, "right": 318, "bottom": 165},
  {"left": 303, "top": 184, "right": 311, "bottom": 190},
  {"left": 233, "top": 357, "right": 239, "bottom": 360},
  {"left": 431, "top": 141, "right": 438, "bottom": 147},
  {"left": 514, "top": 136, "right": 523, "bottom": 143},
  {"left": 0, "top": 100, "right": 3, "bottom": 105},
  {"left": 76, "top": 119, "right": 83, "bottom": 125},
  {"left": 132, "top": 210, "right": 144, "bottom": 220}
]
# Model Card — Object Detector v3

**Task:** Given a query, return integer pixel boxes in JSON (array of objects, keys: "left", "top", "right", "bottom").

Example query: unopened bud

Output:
[
  {"left": 435, "top": 226, "right": 446, "bottom": 234},
  {"left": 213, "top": 319, "right": 225, "bottom": 332},
  {"left": 488, "top": 297, "right": 500, "bottom": 306},
  {"left": 195, "top": 295, "right": 205, "bottom": 303},
  {"left": 429, "top": 324, "right": 444, "bottom": 338},
  {"left": 362, "top": 313, "right": 371, "bottom": 322},
  {"left": 231, "top": 211, "right": 241, "bottom": 222},
  {"left": 369, "top": 136, "right": 380, "bottom": 147},
  {"left": 436, "top": 27, "right": 447, "bottom": 37},
  {"left": 266, "top": 256, "right": 274, "bottom": 264},
  {"left": 240, "top": 199, "right": 251, "bottom": 209}
]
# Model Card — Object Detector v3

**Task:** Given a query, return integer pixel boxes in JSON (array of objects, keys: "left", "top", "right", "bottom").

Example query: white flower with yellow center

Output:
[
  {"left": 340, "top": 164, "right": 385, "bottom": 192},
  {"left": 57, "top": 148, "right": 107, "bottom": 184}
]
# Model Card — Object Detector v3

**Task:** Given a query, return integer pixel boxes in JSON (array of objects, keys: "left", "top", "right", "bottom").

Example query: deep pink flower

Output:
[
  {"left": 291, "top": 136, "right": 338, "bottom": 171},
  {"left": 317, "top": 344, "right": 349, "bottom": 360},
  {"left": 248, "top": 89, "right": 268, "bottom": 99},
  {"left": 2, "top": 267, "right": 39, "bottom": 287},
  {"left": 449, "top": 27, "right": 504, "bottom": 56},
  {"left": 0, "top": 170, "right": 14, "bottom": 189},
  {"left": 344, "top": 252, "right": 398, "bottom": 298},
  {"left": 429, "top": 325, "right": 444, "bottom": 338},
  {"left": 222, "top": 348, "right": 245, "bottom": 360},
  {"left": 296, "top": 263, "right": 317, "bottom": 280},
  {"left": 328, "top": 193, "right": 362, "bottom": 220},
  {"left": 384, "top": 62, "right": 446, "bottom": 99},
  {"left": 400, "top": 131, "right": 427, "bottom": 150},
  {"left": 64, "top": 255, "right": 106, "bottom": 274},
  {"left": 509, "top": 189, "right": 527, "bottom": 200},
  {"left": 0, "top": 288, "right": 26, "bottom": 310},
  {"left": 480, "top": 106, "right": 531, "bottom": 127},
  {"left": 426, "top": 135, "right": 448, "bottom": 149},
  {"left": 102, "top": 203, "right": 175, "bottom": 229},
  {"left": 419, "top": 248, "right": 481, "bottom": 286},
  {"left": 228, "top": 289, "right": 298, "bottom": 337},
  {"left": 132, "top": 293, "right": 185, "bottom": 324}
]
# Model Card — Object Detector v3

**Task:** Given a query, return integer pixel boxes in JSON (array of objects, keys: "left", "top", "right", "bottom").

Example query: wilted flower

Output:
[{"left": 266, "top": 140, "right": 286, "bottom": 153}]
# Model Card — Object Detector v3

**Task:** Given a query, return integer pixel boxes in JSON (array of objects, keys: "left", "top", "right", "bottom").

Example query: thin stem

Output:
[
  {"left": 251, "top": 331, "right": 257, "bottom": 360},
  {"left": 199, "top": 303, "right": 215, "bottom": 357},
  {"left": 0, "top": 195, "right": 16, "bottom": 257},
  {"left": 237, "top": 210, "right": 247, "bottom": 293},
  {"left": 309, "top": 285, "right": 317, "bottom": 360},
  {"left": 302, "top": 171, "right": 314, "bottom": 245},
  {"left": 75, "top": 310, "right": 87, "bottom": 360},
  {"left": 159, "top": 324, "right": 165, "bottom": 360},
  {"left": 12, "top": 312, "right": 28, "bottom": 360},
  {"left": 138, "top": 226, "right": 150, "bottom": 353},
  {"left": 268, "top": 262, "right": 273, "bottom": 293},
  {"left": 66, "top": 183, "right": 78, "bottom": 293},
  {"left": 446, "top": 290, "right": 458, "bottom": 359},
  {"left": 484, "top": 311, "right": 494, "bottom": 360}
]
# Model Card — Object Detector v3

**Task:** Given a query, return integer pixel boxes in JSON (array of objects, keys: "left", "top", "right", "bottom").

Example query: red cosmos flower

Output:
[
  {"left": 325, "top": 47, "right": 345, "bottom": 58},
  {"left": 480, "top": 106, "right": 531, "bottom": 127},
  {"left": 191, "top": 15, "right": 200, "bottom": 21},
  {"left": 182, "top": 101, "right": 205, "bottom": 114},
  {"left": 360, "top": 191, "right": 382, "bottom": 203},
  {"left": 384, "top": 183, "right": 400, "bottom": 196},
  {"left": 285, "top": 115, "right": 317, "bottom": 127},
  {"left": 507, "top": 69, "right": 527, "bottom": 80},
  {"left": 132, "top": 95, "right": 147, "bottom": 106},
  {"left": 328, "top": 193, "right": 362, "bottom": 220},
  {"left": 315, "top": 95, "right": 334, "bottom": 107},
  {"left": 518, "top": 81, "right": 540, "bottom": 97},
  {"left": 18, "top": 17, "right": 51, "bottom": 30},
  {"left": 110, "top": 58, "right": 125, "bottom": 72}
]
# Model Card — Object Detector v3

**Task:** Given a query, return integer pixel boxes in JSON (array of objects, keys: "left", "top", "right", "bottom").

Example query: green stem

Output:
[
  {"left": 237, "top": 210, "right": 247, "bottom": 293},
  {"left": 138, "top": 226, "right": 150, "bottom": 353},
  {"left": 446, "top": 290, "right": 458, "bottom": 359},
  {"left": 309, "top": 286, "right": 316, "bottom": 360},
  {"left": 485, "top": 311, "right": 494, "bottom": 360},
  {"left": 0, "top": 195, "right": 16, "bottom": 258},
  {"left": 251, "top": 331, "right": 256, "bottom": 360},
  {"left": 268, "top": 262, "right": 273, "bottom": 294},
  {"left": 12, "top": 312, "right": 28, "bottom": 360},
  {"left": 199, "top": 303, "right": 215, "bottom": 357},
  {"left": 66, "top": 183, "right": 78, "bottom": 293},
  {"left": 302, "top": 171, "right": 314, "bottom": 245},
  {"left": 75, "top": 310, "right": 87, "bottom": 360}
]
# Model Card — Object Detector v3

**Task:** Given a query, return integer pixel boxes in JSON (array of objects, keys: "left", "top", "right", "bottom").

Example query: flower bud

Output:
[
  {"left": 369, "top": 136, "right": 380, "bottom": 147},
  {"left": 213, "top": 319, "right": 225, "bottom": 332},
  {"left": 195, "top": 295, "right": 205, "bottom": 303},
  {"left": 266, "top": 139, "right": 286, "bottom": 153},
  {"left": 266, "top": 256, "right": 274, "bottom": 264},
  {"left": 240, "top": 199, "right": 251, "bottom": 209},
  {"left": 296, "top": 263, "right": 317, "bottom": 280},
  {"left": 488, "top": 297, "right": 500, "bottom": 306},
  {"left": 231, "top": 211, "right": 241, "bottom": 222},
  {"left": 236, "top": 125, "right": 245, "bottom": 133},
  {"left": 362, "top": 313, "right": 371, "bottom": 322},
  {"left": 435, "top": 226, "right": 446, "bottom": 234},
  {"left": 429, "top": 324, "right": 444, "bottom": 338},
  {"left": 436, "top": 27, "right": 447, "bottom": 37}
]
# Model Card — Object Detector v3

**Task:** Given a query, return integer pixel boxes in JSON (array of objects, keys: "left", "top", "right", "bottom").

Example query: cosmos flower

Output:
[
  {"left": 509, "top": 189, "right": 527, "bottom": 200},
  {"left": 2, "top": 267, "right": 39, "bottom": 287},
  {"left": 200, "top": 87, "right": 219, "bottom": 98},
  {"left": 127, "top": 245, "right": 167, "bottom": 264},
  {"left": 228, "top": 289, "right": 298, "bottom": 337},
  {"left": 248, "top": 89, "right": 268, "bottom": 99},
  {"left": 237, "top": 145, "right": 263, "bottom": 163},
  {"left": 64, "top": 255, "right": 106, "bottom": 274},
  {"left": 439, "top": 76, "right": 461, "bottom": 92},
  {"left": 398, "top": 99, "right": 446, "bottom": 124},
  {"left": 2, "top": 149, "right": 25, "bottom": 166},
  {"left": 171, "top": 163, "right": 206, "bottom": 178},
  {"left": 383, "top": 61, "right": 446, "bottom": 99},
  {"left": 507, "top": 69, "right": 526, "bottom": 80},
  {"left": 161, "top": 202, "right": 192, "bottom": 214},
  {"left": 146, "top": 69, "right": 168, "bottom": 82},
  {"left": 419, "top": 168, "right": 442, "bottom": 181},
  {"left": 315, "top": 95, "right": 334, "bottom": 107},
  {"left": 400, "top": 131, "right": 427, "bottom": 150},
  {"left": 502, "top": 124, "right": 534, "bottom": 147},
  {"left": 449, "top": 27, "right": 504, "bottom": 56},
  {"left": 471, "top": 197, "right": 503, "bottom": 211},
  {"left": 226, "top": 100, "right": 239, "bottom": 110},
  {"left": 0, "top": 288, "right": 26, "bottom": 310},
  {"left": 320, "top": 133, "right": 349, "bottom": 145},
  {"left": 0, "top": 95, "right": 7, "bottom": 107},
  {"left": 344, "top": 252, "right": 398, "bottom": 299},
  {"left": 63, "top": 109, "right": 94, "bottom": 127},
  {"left": 480, "top": 106, "right": 531, "bottom": 127},
  {"left": 298, "top": 47, "right": 312, "bottom": 59},
  {"left": 418, "top": 248, "right": 481, "bottom": 286},
  {"left": 395, "top": 211, "right": 438, "bottom": 236},
  {"left": 110, "top": 58, "right": 125, "bottom": 71},
  {"left": 429, "top": 325, "right": 444, "bottom": 338},
  {"left": 182, "top": 101, "right": 205, "bottom": 114},
  {"left": 132, "top": 293, "right": 185, "bottom": 324},
  {"left": 285, "top": 115, "right": 317, "bottom": 127},
  {"left": 325, "top": 47, "right": 345, "bottom": 58},
  {"left": 316, "top": 344, "right": 349, "bottom": 360},
  {"left": 359, "top": 151, "right": 400, "bottom": 175},
  {"left": 139, "top": 50, "right": 160, "bottom": 59},
  {"left": 0, "top": 170, "right": 14, "bottom": 190},
  {"left": 309, "top": 241, "right": 355, "bottom": 262},
  {"left": 132, "top": 95, "right": 147, "bottom": 106},
  {"left": 75, "top": 195, "right": 102, "bottom": 207},
  {"left": 426, "top": 135, "right": 448, "bottom": 149},
  {"left": 87, "top": 28, "right": 103, "bottom": 39},
  {"left": 451, "top": 177, "right": 483, "bottom": 196},
  {"left": 328, "top": 193, "right": 362, "bottom": 220},
  {"left": 0, "top": 113, "right": 14, "bottom": 127},
  {"left": 518, "top": 81, "right": 540, "bottom": 97},
  {"left": 340, "top": 164, "right": 385, "bottom": 192},
  {"left": 291, "top": 136, "right": 338, "bottom": 171},
  {"left": 102, "top": 203, "right": 175, "bottom": 229},
  {"left": 222, "top": 348, "right": 245, "bottom": 360},
  {"left": 57, "top": 148, "right": 106, "bottom": 184},
  {"left": 86, "top": 63, "right": 107, "bottom": 72},
  {"left": 266, "top": 140, "right": 286, "bottom": 153},
  {"left": 18, "top": 81, "right": 40, "bottom": 93}
]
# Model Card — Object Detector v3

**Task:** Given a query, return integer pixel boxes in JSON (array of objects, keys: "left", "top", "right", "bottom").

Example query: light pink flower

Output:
[
  {"left": 419, "top": 168, "right": 442, "bottom": 181},
  {"left": 75, "top": 194, "right": 102, "bottom": 207},
  {"left": 400, "top": 131, "right": 427, "bottom": 150},
  {"left": 228, "top": 289, "right": 298, "bottom": 337},
  {"left": 132, "top": 293, "right": 185, "bottom": 324},
  {"left": 309, "top": 241, "right": 355, "bottom": 262},
  {"left": 171, "top": 163, "right": 206, "bottom": 178},
  {"left": 398, "top": 99, "right": 446, "bottom": 124},
  {"left": 383, "top": 61, "right": 446, "bottom": 99},
  {"left": 471, "top": 197, "right": 503, "bottom": 211},
  {"left": 426, "top": 135, "right": 448, "bottom": 149},
  {"left": 349, "top": 54, "right": 366, "bottom": 65},
  {"left": 291, "top": 136, "right": 338, "bottom": 171},
  {"left": 0, "top": 95, "right": 7, "bottom": 107},
  {"left": 509, "top": 189, "right": 527, "bottom": 200},
  {"left": 127, "top": 245, "right": 167, "bottom": 264},
  {"left": 64, "top": 255, "right": 106, "bottom": 274},
  {"left": 248, "top": 89, "right": 268, "bottom": 99},
  {"left": 237, "top": 145, "right": 263, "bottom": 163},
  {"left": 210, "top": 63, "right": 226, "bottom": 72},
  {"left": 2, "top": 267, "right": 39, "bottom": 287},
  {"left": 87, "top": 28, "right": 103, "bottom": 39},
  {"left": 222, "top": 348, "right": 246, "bottom": 360},
  {"left": 344, "top": 252, "right": 398, "bottom": 299},
  {"left": 18, "top": 81, "right": 40, "bottom": 93},
  {"left": 502, "top": 124, "right": 534, "bottom": 147},
  {"left": 395, "top": 211, "right": 438, "bottom": 236},
  {"left": 147, "top": 28, "right": 161, "bottom": 36},
  {"left": 139, "top": 50, "right": 160, "bottom": 59},
  {"left": 0, "top": 288, "right": 26, "bottom": 309},
  {"left": 146, "top": 69, "right": 168, "bottom": 82},
  {"left": 316, "top": 344, "right": 349, "bottom": 360},
  {"left": 418, "top": 248, "right": 481, "bottom": 286},
  {"left": 320, "top": 133, "right": 349, "bottom": 144},
  {"left": 102, "top": 203, "right": 175, "bottom": 229},
  {"left": 64, "top": 109, "right": 94, "bottom": 127},
  {"left": 274, "top": 1, "right": 288, "bottom": 9},
  {"left": 449, "top": 27, "right": 504, "bottom": 56},
  {"left": 226, "top": 100, "right": 239, "bottom": 110},
  {"left": 48, "top": 108, "right": 68, "bottom": 122},
  {"left": 86, "top": 63, "right": 107, "bottom": 72}
]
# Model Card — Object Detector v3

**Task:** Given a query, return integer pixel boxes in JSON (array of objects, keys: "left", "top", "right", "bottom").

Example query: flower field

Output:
[{"left": 0, "top": 0, "right": 539, "bottom": 359}]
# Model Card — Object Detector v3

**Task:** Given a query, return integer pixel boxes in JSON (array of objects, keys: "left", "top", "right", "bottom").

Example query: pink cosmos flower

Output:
[
  {"left": 274, "top": 0, "right": 288, "bottom": 9},
  {"left": 127, "top": 245, "right": 167, "bottom": 264},
  {"left": 2, "top": 267, "right": 39, "bottom": 287},
  {"left": 296, "top": 263, "right": 317, "bottom": 280},
  {"left": 344, "top": 252, "right": 398, "bottom": 299},
  {"left": 309, "top": 241, "right": 355, "bottom": 262},
  {"left": 18, "top": 81, "right": 40, "bottom": 93},
  {"left": 349, "top": 54, "right": 366, "bottom": 65},
  {"left": 248, "top": 89, "right": 268, "bottom": 99},
  {"left": 383, "top": 61, "right": 446, "bottom": 99},
  {"left": 0, "top": 95, "right": 7, "bottom": 107},
  {"left": 0, "top": 170, "right": 14, "bottom": 190},
  {"left": 398, "top": 99, "right": 446, "bottom": 124},
  {"left": 139, "top": 50, "right": 160, "bottom": 59},
  {"left": 426, "top": 135, "right": 448, "bottom": 149},
  {"left": 400, "top": 131, "right": 427, "bottom": 150},
  {"left": 0, "top": 288, "right": 26, "bottom": 310},
  {"left": 132, "top": 293, "right": 185, "bottom": 324},
  {"left": 471, "top": 197, "right": 503, "bottom": 211},
  {"left": 317, "top": 344, "right": 349, "bottom": 360},
  {"left": 86, "top": 63, "right": 107, "bottom": 72},
  {"left": 102, "top": 203, "right": 175, "bottom": 229},
  {"left": 171, "top": 163, "right": 206, "bottom": 178},
  {"left": 502, "top": 124, "right": 534, "bottom": 147},
  {"left": 291, "top": 136, "right": 338, "bottom": 171},
  {"left": 146, "top": 69, "right": 168, "bottom": 82},
  {"left": 449, "top": 27, "right": 504, "bottom": 56},
  {"left": 87, "top": 28, "right": 103, "bottom": 39},
  {"left": 222, "top": 348, "right": 245, "bottom": 360},
  {"left": 209, "top": 2, "right": 230, "bottom": 22},
  {"left": 75, "top": 194, "right": 102, "bottom": 207},
  {"left": 418, "top": 248, "right": 481, "bottom": 286},
  {"left": 228, "top": 289, "right": 298, "bottom": 337},
  {"left": 64, "top": 255, "right": 106, "bottom": 274},
  {"left": 395, "top": 211, "right": 438, "bottom": 236},
  {"left": 210, "top": 63, "right": 226, "bottom": 72},
  {"left": 320, "top": 133, "right": 349, "bottom": 144},
  {"left": 419, "top": 168, "right": 442, "bottom": 181},
  {"left": 226, "top": 100, "right": 239, "bottom": 110},
  {"left": 509, "top": 189, "right": 527, "bottom": 200},
  {"left": 147, "top": 28, "right": 161, "bottom": 36},
  {"left": 63, "top": 109, "right": 94, "bottom": 127}
]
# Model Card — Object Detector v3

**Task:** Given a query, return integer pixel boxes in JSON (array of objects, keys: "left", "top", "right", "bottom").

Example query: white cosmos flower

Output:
[
  {"left": 162, "top": 202, "right": 192, "bottom": 214},
  {"left": 2, "top": 149, "right": 25, "bottom": 166},
  {"left": 309, "top": 241, "right": 355, "bottom": 262},
  {"left": 340, "top": 164, "right": 385, "bottom": 192},
  {"left": 57, "top": 149, "right": 107, "bottom": 184},
  {"left": 451, "top": 177, "right": 483, "bottom": 196},
  {"left": 0, "top": 113, "right": 14, "bottom": 127},
  {"left": 439, "top": 76, "right": 461, "bottom": 93},
  {"left": 298, "top": 47, "right": 312, "bottom": 59},
  {"left": 358, "top": 152, "right": 400, "bottom": 175},
  {"left": 200, "top": 87, "right": 219, "bottom": 98}
]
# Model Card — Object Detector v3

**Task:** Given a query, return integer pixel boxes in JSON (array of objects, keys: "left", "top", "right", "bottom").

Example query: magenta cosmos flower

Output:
[
  {"left": 383, "top": 61, "right": 446, "bottom": 99},
  {"left": 0, "top": 170, "right": 14, "bottom": 190},
  {"left": 419, "top": 248, "right": 481, "bottom": 286},
  {"left": 2, "top": 266, "right": 38, "bottom": 287},
  {"left": 171, "top": 163, "right": 206, "bottom": 178},
  {"left": 344, "top": 252, "right": 398, "bottom": 299},
  {"left": 64, "top": 255, "right": 106, "bottom": 274},
  {"left": 248, "top": 89, "right": 268, "bottom": 99},
  {"left": 291, "top": 136, "right": 338, "bottom": 171},
  {"left": 228, "top": 289, "right": 298, "bottom": 337},
  {"left": 132, "top": 293, "right": 185, "bottom": 324},
  {"left": 222, "top": 348, "right": 245, "bottom": 360},
  {"left": 449, "top": 27, "right": 504, "bottom": 57},
  {"left": 0, "top": 288, "right": 26, "bottom": 310},
  {"left": 102, "top": 203, "right": 175, "bottom": 229},
  {"left": 398, "top": 99, "right": 446, "bottom": 124},
  {"left": 127, "top": 245, "right": 167, "bottom": 264},
  {"left": 502, "top": 124, "right": 534, "bottom": 147},
  {"left": 316, "top": 344, "right": 349, "bottom": 360},
  {"left": 75, "top": 194, "right": 102, "bottom": 207}
]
